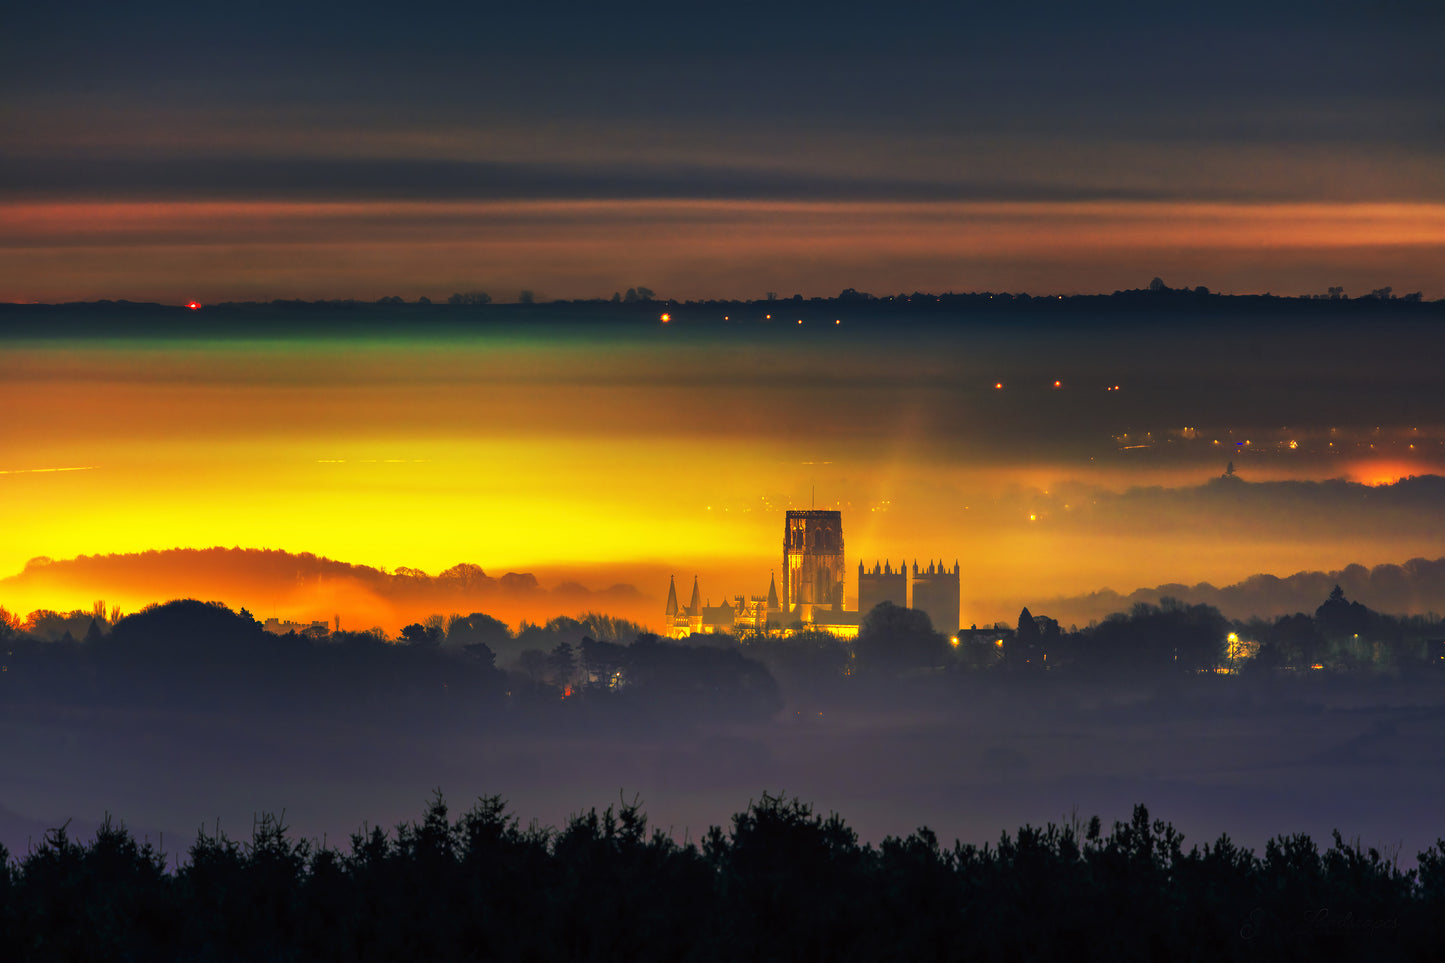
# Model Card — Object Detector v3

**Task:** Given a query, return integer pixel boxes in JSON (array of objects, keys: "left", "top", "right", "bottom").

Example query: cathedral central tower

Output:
[{"left": 783, "top": 509, "right": 845, "bottom": 620}]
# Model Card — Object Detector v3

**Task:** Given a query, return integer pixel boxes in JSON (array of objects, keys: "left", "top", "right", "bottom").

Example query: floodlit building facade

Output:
[
  {"left": 664, "top": 510, "right": 959, "bottom": 639},
  {"left": 909, "top": 559, "right": 962, "bottom": 637},
  {"left": 858, "top": 560, "right": 907, "bottom": 615},
  {"left": 782, "top": 509, "right": 847, "bottom": 620}
]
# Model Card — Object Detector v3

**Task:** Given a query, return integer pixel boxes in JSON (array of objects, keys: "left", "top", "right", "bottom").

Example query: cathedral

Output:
[{"left": 664, "top": 509, "right": 959, "bottom": 639}]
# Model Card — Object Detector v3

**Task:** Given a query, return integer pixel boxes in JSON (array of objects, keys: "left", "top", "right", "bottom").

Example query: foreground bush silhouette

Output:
[{"left": 1, "top": 795, "right": 1440, "bottom": 961}]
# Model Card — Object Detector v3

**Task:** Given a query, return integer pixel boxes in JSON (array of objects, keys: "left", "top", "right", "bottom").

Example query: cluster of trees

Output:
[
  {"left": 447, "top": 286, "right": 664, "bottom": 305},
  {"left": 1, "top": 793, "right": 1439, "bottom": 960},
  {"left": 1307, "top": 285, "right": 1423, "bottom": 301},
  {"left": 1234, "top": 586, "right": 1442, "bottom": 672},
  {"left": 442, "top": 292, "right": 540, "bottom": 305},
  {"left": 1053, "top": 598, "right": 1232, "bottom": 674},
  {"left": 0, "top": 600, "right": 780, "bottom": 725},
  {"left": 1, "top": 602, "right": 116, "bottom": 644},
  {"left": 941, "top": 588, "right": 1443, "bottom": 678},
  {"left": 4, "top": 585, "right": 1441, "bottom": 733},
  {"left": 610, "top": 287, "right": 655, "bottom": 302}
]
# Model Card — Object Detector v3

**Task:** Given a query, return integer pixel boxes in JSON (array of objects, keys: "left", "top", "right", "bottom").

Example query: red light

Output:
[{"left": 187, "top": 301, "right": 201, "bottom": 310}]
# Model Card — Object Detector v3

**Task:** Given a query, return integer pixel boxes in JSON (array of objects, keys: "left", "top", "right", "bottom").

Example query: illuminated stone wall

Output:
[
  {"left": 858, "top": 560, "right": 908, "bottom": 618},
  {"left": 910, "top": 560, "right": 961, "bottom": 636}
]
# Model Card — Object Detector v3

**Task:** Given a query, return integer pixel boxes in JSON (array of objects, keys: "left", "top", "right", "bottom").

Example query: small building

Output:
[{"left": 262, "top": 617, "right": 329, "bottom": 636}]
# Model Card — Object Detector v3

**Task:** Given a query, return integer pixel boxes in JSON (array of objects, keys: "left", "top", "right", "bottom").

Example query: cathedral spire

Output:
[
  {"left": 687, "top": 575, "right": 701, "bottom": 616},
  {"left": 665, "top": 575, "right": 679, "bottom": 620},
  {"left": 767, "top": 570, "right": 780, "bottom": 610}
]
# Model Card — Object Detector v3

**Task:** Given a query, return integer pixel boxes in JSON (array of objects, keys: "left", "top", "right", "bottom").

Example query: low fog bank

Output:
[
  {"left": 0, "top": 548, "right": 657, "bottom": 638},
  {"left": 1033, "top": 554, "right": 1445, "bottom": 627},
  {"left": 3, "top": 672, "right": 1442, "bottom": 874},
  {"left": 3, "top": 598, "right": 1443, "bottom": 869}
]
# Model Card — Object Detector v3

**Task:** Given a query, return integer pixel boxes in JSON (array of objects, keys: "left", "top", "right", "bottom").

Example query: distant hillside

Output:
[
  {"left": 1034, "top": 556, "right": 1445, "bottom": 626},
  {"left": 1, "top": 286, "right": 1439, "bottom": 340},
  {"left": 1, "top": 547, "right": 651, "bottom": 632}
]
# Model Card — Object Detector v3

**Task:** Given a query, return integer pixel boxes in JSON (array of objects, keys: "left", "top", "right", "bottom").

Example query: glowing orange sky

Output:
[{"left": 5, "top": 320, "right": 1445, "bottom": 631}]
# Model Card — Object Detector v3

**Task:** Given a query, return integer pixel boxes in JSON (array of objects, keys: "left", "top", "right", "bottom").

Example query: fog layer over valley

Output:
[{"left": 3, "top": 598, "right": 1442, "bottom": 868}]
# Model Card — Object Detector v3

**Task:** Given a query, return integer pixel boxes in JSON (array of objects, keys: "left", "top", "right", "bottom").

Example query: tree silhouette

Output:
[
  {"left": 1083, "top": 598, "right": 1226, "bottom": 673},
  {"left": 547, "top": 641, "right": 577, "bottom": 688},
  {"left": 854, "top": 602, "right": 948, "bottom": 672},
  {"left": 0, "top": 605, "right": 19, "bottom": 641},
  {"left": 1315, "top": 585, "right": 1373, "bottom": 640},
  {"left": 446, "top": 611, "right": 511, "bottom": 648},
  {"left": 1016, "top": 607, "right": 1040, "bottom": 644},
  {"left": 400, "top": 622, "right": 443, "bottom": 645}
]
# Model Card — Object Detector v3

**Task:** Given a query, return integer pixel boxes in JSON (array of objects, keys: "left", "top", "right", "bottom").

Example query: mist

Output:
[{"left": 3, "top": 591, "right": 1443, "bottom": 876}]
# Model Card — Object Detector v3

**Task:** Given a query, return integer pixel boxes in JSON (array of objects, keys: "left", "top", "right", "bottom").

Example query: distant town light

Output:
[
  {"left": 1053, "top": 380, "right": 1062, "bottom": 388},
  {"left": 660, "top": 313, "right": 671, "bottom": 322},
  {"left": 994, "top": 382, "right": 1003, "bottom": 390},
  {"left": 187, "top": 301, "right": 201, "bottom": 310}
]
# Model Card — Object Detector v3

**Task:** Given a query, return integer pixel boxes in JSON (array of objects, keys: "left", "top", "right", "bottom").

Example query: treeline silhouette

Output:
[
  {"left": 736, "top": 588, "right": 1444, "bottom": 684},
  {"left": 0, "top": 600, "right": 780, "bottom": 727},
  {"left": 2, "top": 792, "right": 1439, "bottom": 961},
  {"left": 3, "top": 585, "right": 1441, "bottom": 733},
  {"left": 1012, "top": 587, "right": 1445, "bottom": 677},
  {"left": 2, "top": 280, "right": 1440, "bottom": 339}
]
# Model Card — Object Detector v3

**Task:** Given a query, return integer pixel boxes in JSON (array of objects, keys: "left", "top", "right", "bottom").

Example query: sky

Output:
[
  {"left": 5, "top": 310, "right": 1445, "bottom": 631},
  {"left": 2, "top": 0, "right": 1443, "bottom": 302},
  {"left": 2, "top": 0, "right": 1443, "bottom": 623}
]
